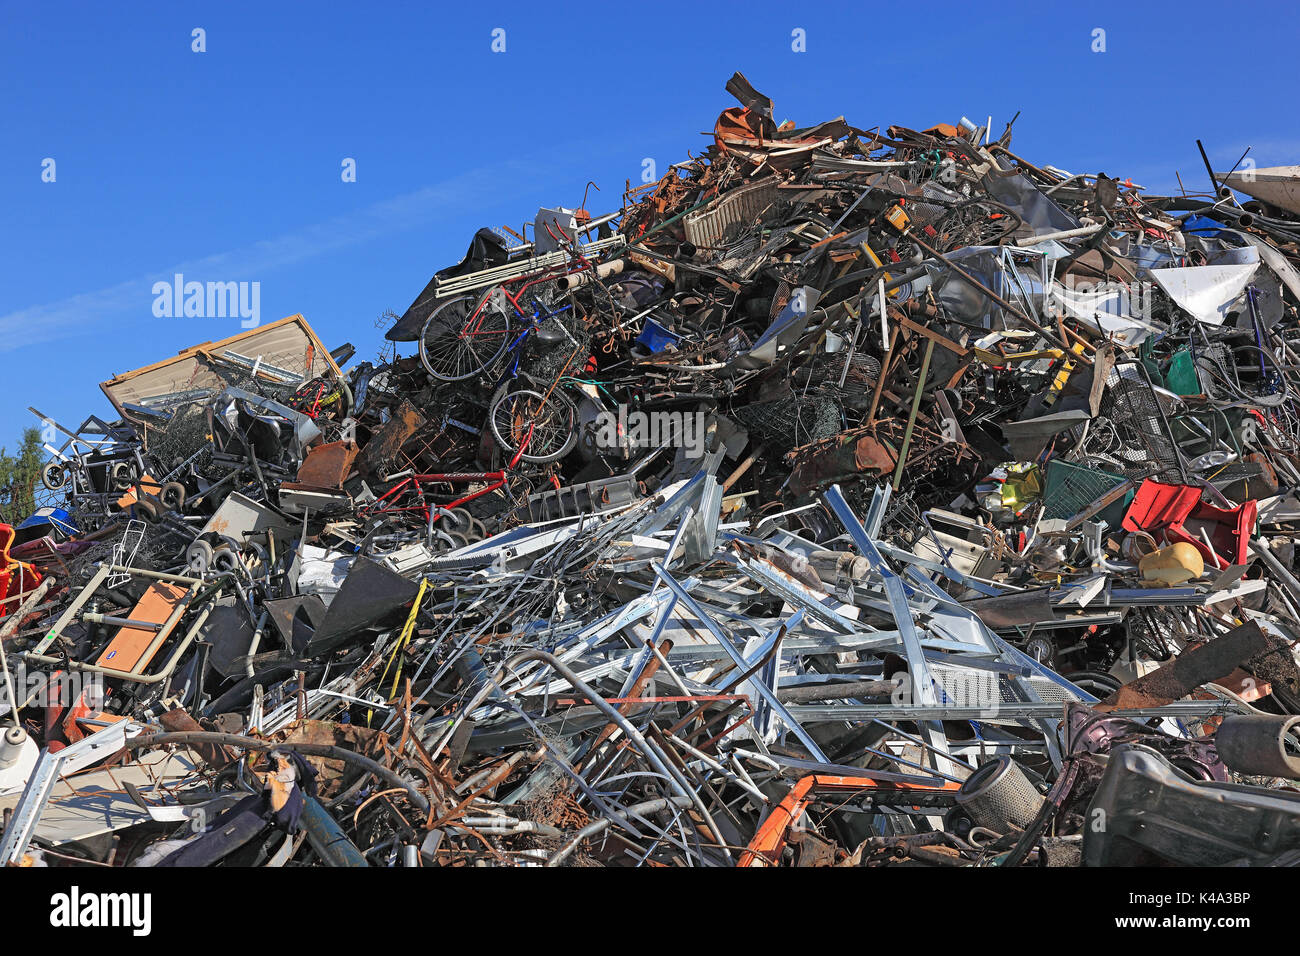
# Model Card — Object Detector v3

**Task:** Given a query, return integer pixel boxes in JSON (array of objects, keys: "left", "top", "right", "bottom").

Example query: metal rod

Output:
[{"left": 892, "top": 337, "right": 935, "bottom": 490}]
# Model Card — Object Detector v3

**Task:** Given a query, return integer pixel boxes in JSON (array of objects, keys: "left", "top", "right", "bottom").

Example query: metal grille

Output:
[
  {"left": 930, "top": 662, "right": 1000, "bottom": 709},
  {"left": 1004, "top": 673, "right": 1080, "bottom": 705},
  {"left": 682, "top": 177, "right": 782, "bottom": 247}
]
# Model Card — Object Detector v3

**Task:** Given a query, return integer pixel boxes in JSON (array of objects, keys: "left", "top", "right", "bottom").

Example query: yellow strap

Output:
[{"left": 368, "top": 578, "right": 428, "bottom": 725}]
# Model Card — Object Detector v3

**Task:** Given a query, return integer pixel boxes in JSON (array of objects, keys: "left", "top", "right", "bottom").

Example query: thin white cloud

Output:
[{"left": 0, "top": 155, "right": 541, "bottom": 353}]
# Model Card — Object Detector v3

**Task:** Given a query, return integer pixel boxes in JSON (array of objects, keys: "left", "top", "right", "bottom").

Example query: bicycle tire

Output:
[
  {"left": 489, "top": 388, "right": 578, "bottom": 464},
  {"left": 419, "top": 293, "right": 512, "bottom": 382}
]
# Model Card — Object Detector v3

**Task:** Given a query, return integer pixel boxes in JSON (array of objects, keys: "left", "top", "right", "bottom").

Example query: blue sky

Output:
[{"left": 2, "top": 0, "right": 1298, "bottom": 461}]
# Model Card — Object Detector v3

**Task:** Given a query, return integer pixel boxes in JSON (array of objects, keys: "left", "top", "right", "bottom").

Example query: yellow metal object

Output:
[
  {"left": 1000, "top": 464, "right": 1043, "bottom": 513},
  {"left": 884, "top": 205, "right": 910, "bottom": 233},
  {"left": 859, "top": 241, "right": 888, "bottom": 274},
  {"left": 858, "top": 241, "right": 898, "bottom": 299},
  {"left": 1042, "top": 340, "right": 1087, "bottom": 407},
  {"left": 368, "top": 577, "right": 428, "bottom": 725}
]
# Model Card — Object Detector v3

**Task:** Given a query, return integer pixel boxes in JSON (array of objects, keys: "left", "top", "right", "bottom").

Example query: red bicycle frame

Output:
[
  {"left": 363, "top": 431, "right": 553, "bottom": 526},
  {"left": 367, "top": 470, "right": 508, "bottom": 526},
  {"left": 456, "top": 223, "right": 596, "bottom": 341}
]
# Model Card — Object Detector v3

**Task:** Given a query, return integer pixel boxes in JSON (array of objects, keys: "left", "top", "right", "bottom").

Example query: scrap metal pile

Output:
[{"left": 9, "top": 73, "right": 1300, "bottom": 867}]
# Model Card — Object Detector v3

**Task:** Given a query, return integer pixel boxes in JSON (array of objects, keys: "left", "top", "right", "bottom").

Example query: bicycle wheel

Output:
[
  {"left": 489, "top": 388, "right": 578, "bottom": 464},
  {"left": 419, "top": 292, "right": 512, "bottom": 381}
]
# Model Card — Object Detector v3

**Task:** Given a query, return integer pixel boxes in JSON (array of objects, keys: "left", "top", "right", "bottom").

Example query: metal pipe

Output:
[
  {"left": 1013, "top": 223, "right": 1105, "bottom": 247},
  {"left": 32, "top": 564, "right": 109, "bottom": 655},
  {"left": 107, "top": 564, "right": 202, "bottom": 585},
  {"left": 557, "top": 258, "right": 625, "bottom": 291},
  {"left": 123, "top": 731, "right": 429, "bottom": 812},
  {"left": 80, "top": 613, "right": 163, "bottom": 630},
  {"left": 1250, "top": 538, "right": 1300, "bottom": 606},
  {"left": 545, "top": 795, "right": 693, "bottom": 867},
  {"left": 866, "top": 324, "right": 900, "bottom": 426},
  {"left": 300, "top": 796, "right": 368, "bottom": 867},
  {"left": 245, "top": 610, "right": 269, "bottom": 678},
  {"left": 892, "top": 337, "right": 935, "bottom": 490}
]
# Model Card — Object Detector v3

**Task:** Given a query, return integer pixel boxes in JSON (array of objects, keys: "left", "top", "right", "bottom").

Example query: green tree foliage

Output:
[{"left": 0, "top": 428, "right": 46, "bottom": 526}]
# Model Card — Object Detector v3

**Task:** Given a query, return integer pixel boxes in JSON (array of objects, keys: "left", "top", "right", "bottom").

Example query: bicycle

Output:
[
  {"left": 429, "top": 284, "right": 591, "bottom": 464},
  {"left": 357, "top": 436, "right": 544, "bottom": 554},
  {"left": 486, "top": 357, "right": 588, "bottom": 465},
  {"left": 418, "top": 222, "right": 594, "bottom": 383}
]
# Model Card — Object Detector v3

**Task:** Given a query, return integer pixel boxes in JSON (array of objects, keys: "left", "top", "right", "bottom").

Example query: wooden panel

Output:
[{"left": 96, "top": 581, "right": 189, "bottom": 674}]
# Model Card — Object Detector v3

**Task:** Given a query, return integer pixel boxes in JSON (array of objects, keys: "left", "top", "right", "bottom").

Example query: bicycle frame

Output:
[
  {"left": 363, "top": 431, "right": 539, "bottom": 527},
  {"left": 453, "top": 222, "right": 595, "bottom": 347},
  {"left": 365, "top": 470, "right": 508, "bottom": 526}
]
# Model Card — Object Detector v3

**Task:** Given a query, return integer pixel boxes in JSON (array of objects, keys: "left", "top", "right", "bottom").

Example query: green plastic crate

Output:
[{"left": 1041, "top": 459, "right": 1133, "bottom": 530}]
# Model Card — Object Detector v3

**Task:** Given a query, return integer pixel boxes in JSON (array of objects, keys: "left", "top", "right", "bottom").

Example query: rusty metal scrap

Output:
[{"left": 7, "top": 73, "right": 1300, "bottom": 871}]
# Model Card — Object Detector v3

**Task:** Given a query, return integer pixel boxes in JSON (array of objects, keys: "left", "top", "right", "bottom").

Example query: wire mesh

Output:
[
  {"left": 1101, "top": 362, "right": 1181, "bottom": 480},
  {"left": 733, "top": 394, "right": 842, "bottom": 449}
]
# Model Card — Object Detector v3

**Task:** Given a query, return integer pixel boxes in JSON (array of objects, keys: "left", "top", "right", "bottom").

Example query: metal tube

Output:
[
  {"left": 545, "top": 796, "right": 693, "bottom": 867},
  {"left": 1250, "top": 538, "right": 1300, "bottom": 606},
  {"left": 245, "top": 610, "right": 269, "bottom": 678},
  {"left": 299, "top": 796, "right": 368, "bottom": 867},
  {"left": 32, "top": 564, "right": 109, "bottom": 655},
  {"left": 1013, "top": 223, "right": 1105, "bottom": 247},
  {"left": 503, "top": 648, "right": 732, "bottom": 861},
  {"left": 866, "top": 324, "right": 900, "bottom": 426},
  {"left": 80, "top": 614, "right": 163, "bottom": 630},
  {"left": 892, "top": 337, "right": 935, "bottom": 491},
  {"left": 107, "top": 565, "right": 203, "bottom": 585}
]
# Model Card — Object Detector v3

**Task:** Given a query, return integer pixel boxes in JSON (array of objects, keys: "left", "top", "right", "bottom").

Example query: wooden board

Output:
[{"left": 96, "top": 581, "right": 189, "bottom": 674}]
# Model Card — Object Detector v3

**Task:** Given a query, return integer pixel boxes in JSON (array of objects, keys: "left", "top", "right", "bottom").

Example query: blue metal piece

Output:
[
  {"left": 1182, "top": 214, "right": 1227, "bottom": 237},
  {"left": 300, "top": 796, "right": 368, "bottom": 867},
  {"left": 17, "top": 507, "right": 79, "bottom": 539},
  {"left": 635, "top": 318, "right": 681, "bottom": 353}
]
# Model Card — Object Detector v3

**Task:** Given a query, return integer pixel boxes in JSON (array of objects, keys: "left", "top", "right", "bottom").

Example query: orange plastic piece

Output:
[
  {"left": 738, "top": 773, "right": 961, "bottom": 867},
  {"left": 95, "top": 580, "right": 188, "bottom": 673},
  {"left": 0, "top": 523, "right": 43, "bottom": 619}
]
